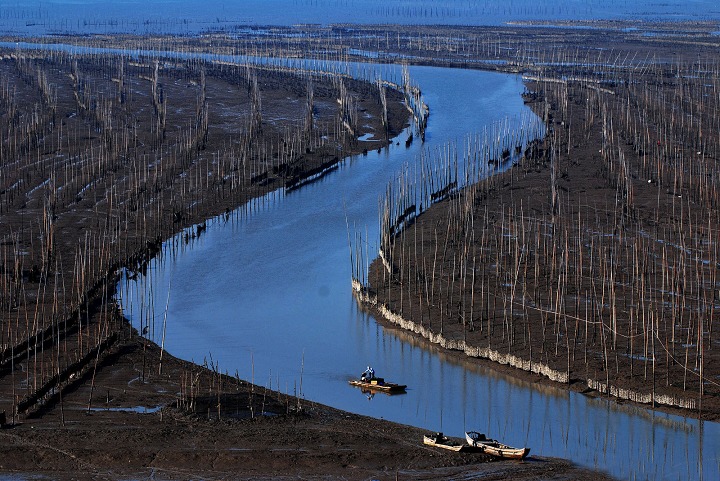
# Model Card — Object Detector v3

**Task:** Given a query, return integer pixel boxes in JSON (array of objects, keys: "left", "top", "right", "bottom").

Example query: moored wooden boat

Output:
[
  {"left": 423, "top": 432, "right": 481, "bottom": 452},
  {"left": 465, "top": 431, "right": 530, "bottom": 459},
  {"left": 348, "top": 377, "right": 406, "bottom": 394}
]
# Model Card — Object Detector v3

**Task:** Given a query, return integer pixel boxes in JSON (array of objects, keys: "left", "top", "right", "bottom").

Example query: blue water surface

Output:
[{"left": 1, "top": 0, "right": 719, "bottom": 36}]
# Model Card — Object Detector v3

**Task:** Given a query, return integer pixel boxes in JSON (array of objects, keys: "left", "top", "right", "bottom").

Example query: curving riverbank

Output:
[{"left": 4, "top": 20, "right": 720, "bottom": 480}]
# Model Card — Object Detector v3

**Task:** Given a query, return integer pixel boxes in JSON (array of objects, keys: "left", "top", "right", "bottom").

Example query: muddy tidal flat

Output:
[{"left": 3, "top": 19, "right": 720, "bottom": 480}]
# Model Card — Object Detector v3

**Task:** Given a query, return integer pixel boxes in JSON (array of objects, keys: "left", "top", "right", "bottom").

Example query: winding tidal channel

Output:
[{"left": 119, "top": 64, "right": 719, "bottom": 481}]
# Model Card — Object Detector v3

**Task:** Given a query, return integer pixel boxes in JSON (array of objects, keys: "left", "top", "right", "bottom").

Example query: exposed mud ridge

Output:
[{"left": 353, "top": 280, "right": 696, "bottom": 411}]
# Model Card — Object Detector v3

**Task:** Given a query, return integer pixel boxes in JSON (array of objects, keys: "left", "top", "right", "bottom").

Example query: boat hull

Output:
[
  {"left": 465, "top": 431, "right": 530, "bottom": 460},
  {"left": 423, "top": 433, "right": 481, "bottom": 453},
  {"left": 348, "top": 379, "right": 406, "bottom": 394}
]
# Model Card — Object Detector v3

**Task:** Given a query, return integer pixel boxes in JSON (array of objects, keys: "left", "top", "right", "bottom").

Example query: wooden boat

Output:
[
  {"left": 348, "top": 377, "right": 406, "bottom": 394},
  {"left": 465, "top": 431, "right": 530, "bottom": 460},
  {"left": 423, "top": 432, "right": 481, "bottom": 452}
]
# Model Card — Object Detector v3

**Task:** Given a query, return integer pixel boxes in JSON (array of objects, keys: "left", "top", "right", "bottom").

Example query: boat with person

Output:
[
  {"left": 465, "top": 431, "right": 530, "bottom": 459},
  {"left": 348, "top": 366, "right": 407, "bottom": 394}
]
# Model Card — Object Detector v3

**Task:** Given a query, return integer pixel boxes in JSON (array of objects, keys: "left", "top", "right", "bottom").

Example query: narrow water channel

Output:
[{"left": 119, "top": 65, "right": 718, "bottom": 481}]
